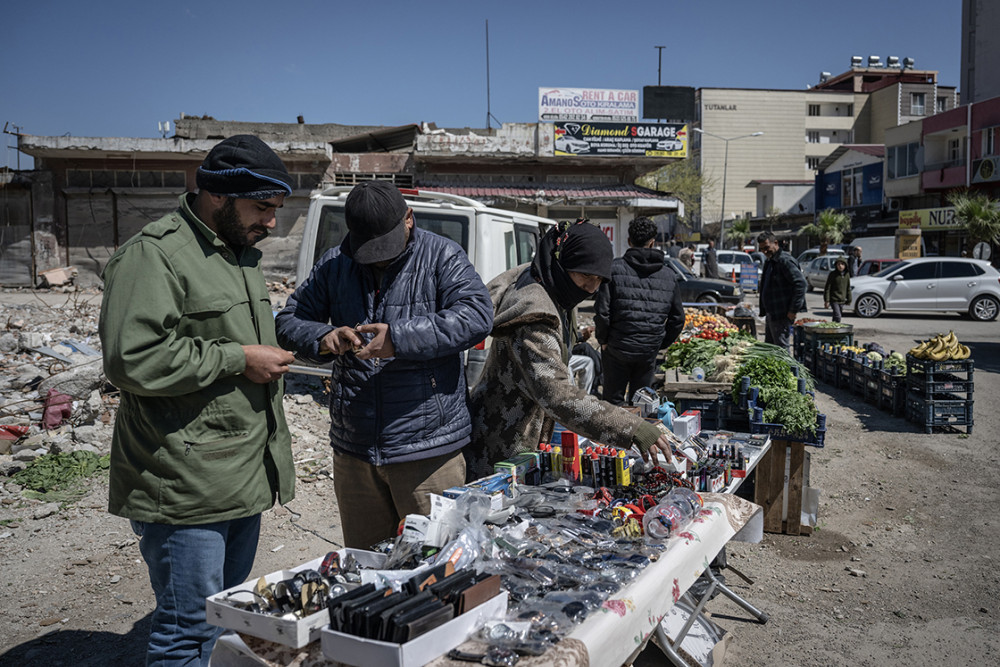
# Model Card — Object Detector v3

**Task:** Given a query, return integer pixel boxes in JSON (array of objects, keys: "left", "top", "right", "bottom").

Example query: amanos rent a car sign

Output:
[{"left": 539, "top": 87, "right": 639, "bottom": 122}]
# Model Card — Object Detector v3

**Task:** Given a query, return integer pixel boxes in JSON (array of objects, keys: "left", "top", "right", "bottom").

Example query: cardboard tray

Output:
[
  {"left": 206, "top": 549, "right": 387, "bottom": 649},
  {"left": 320, "top": 591, "right": 508, "bottom": 667}
]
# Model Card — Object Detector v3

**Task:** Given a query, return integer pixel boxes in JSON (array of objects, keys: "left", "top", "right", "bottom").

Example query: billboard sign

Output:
[
  {"left": 539, "top": 87, "right": 639, "bottom": 122},
  {"left": 553, "top": 122, "right": 688, "bottom": 157},
  {"left": 898, "top": 207, "right": 961, "bottom": 231}
]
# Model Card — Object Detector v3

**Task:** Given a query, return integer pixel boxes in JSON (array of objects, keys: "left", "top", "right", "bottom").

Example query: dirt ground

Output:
[{"left": 1, "top": 289, "right": 998, "bottom": 667}]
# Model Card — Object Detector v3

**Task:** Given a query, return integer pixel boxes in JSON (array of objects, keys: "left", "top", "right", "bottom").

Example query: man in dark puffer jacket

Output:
[
  {"left": 276, "top": 182, "right": 493, "bottom": 548},
  {"left": 594, "top": 217, "right": 685, "bottom": 405}
]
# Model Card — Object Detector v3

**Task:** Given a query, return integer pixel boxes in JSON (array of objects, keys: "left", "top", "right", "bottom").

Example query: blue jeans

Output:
[{"left": 130, "top": 515, "right": 261, "bottom": 667}]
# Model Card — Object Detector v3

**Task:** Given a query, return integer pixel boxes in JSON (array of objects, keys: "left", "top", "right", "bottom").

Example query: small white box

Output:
[
  {"left": 206, "top": 549, "right": 387, "bottom": 648},
  {"left": 672, "top": 414, "right": 699, "bottom": 439},
  {"left": 320, "top": 592, "right": 507, "bottom": 667}
]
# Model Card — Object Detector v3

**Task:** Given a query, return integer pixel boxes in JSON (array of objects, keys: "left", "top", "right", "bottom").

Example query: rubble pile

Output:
[
  {"left": 0, "top": 289, "right": 335, "bottom": 507},
  {"left": 0, "top": 297, "right": 112, "bottom": 478}
]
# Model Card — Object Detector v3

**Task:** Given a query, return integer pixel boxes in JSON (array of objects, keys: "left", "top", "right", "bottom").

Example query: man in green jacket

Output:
[{"left": 99, "top": 135, "right": 296, "bottom": 666}]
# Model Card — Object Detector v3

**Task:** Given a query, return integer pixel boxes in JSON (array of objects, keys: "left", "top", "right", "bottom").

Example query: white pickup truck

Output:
[{"left": 290, "top": 185, "right": 557, "bottom": 382}]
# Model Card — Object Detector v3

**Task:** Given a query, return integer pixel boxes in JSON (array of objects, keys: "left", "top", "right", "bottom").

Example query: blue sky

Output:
[{"left": 2, "top": 0, "right": 963, "bottom": 169}]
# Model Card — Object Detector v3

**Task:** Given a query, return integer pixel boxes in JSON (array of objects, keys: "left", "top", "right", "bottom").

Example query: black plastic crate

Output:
[
  {"left": 904, "top": 390, "right": 974, "bottom": 434},
  {"left": 747, "top": 400, "right": 827, "bottom": 447},
  {"left": 905, "top": 355, "right": 974, "bottom": 376},
  {"left": 906, "top": 371, "right": 974, "bottom": 396},
  {"left": 850, "top": 358, "right": 868, "bottom": 396},
  {"left": 878, "top": 372, "right": 907, "bottom": 417},
  {"left": 864, "top": 366, "right": 881, "bottom": 404},
  {"left": 675, "top": 392, "right": 724, "bottom": 431},
  {"left": 837, "top": 354, "right": 853, "bottom": 389}
]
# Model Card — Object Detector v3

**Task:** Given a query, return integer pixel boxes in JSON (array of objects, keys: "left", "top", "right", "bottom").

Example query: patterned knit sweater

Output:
[{"left": 465, "top": 265, "right": 661, "bottom": 479}]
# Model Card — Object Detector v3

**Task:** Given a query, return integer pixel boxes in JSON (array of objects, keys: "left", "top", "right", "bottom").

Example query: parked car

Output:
[
  {"left": 851, "top": 257, "right": 1000, "bottom": 321},
  {"left": 663, "top": 257, "right": 743, "bottom": 305},
  {"left": 715, "top": 251, "right": 755, "bottom": 280},
  {"left": 796, "top": 247, "right": 846, "bottom": 266},
  {"left": 857, "top": 258, "right": 902, "bottom": 276},
  {"left": 803, "top": 255, "right": 846, "bottom": 291}
]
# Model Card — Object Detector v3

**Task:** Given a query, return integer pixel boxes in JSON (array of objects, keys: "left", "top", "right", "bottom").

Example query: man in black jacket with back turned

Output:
[{"left": 595, "top": 217, "right": 685, "bottom": 405}]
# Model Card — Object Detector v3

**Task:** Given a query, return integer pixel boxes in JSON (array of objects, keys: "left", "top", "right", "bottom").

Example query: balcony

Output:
[{"left": 921, "top": 163, "right": 966, "bottom": 190}]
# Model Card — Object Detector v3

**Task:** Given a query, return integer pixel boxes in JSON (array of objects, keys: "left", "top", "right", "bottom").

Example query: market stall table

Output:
[{"left": 211, "top": 493, "right": 763, "bottom": 667}]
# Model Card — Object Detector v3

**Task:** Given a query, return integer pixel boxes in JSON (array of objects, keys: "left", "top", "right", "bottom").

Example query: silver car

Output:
[
  {"left": 851, "top": 257, "right": 1000, "bottom": 321},
  {"left": 803, "top": 255, "right": 846, "bottom": 292}
]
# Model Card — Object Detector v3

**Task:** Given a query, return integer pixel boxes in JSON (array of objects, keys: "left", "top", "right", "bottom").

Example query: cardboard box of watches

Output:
[{"left": 206, "top": 549, "right": 388, "bottom": 649}]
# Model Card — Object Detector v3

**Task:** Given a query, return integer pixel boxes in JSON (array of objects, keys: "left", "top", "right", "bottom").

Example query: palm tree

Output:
[
  {"left": 726, "top": 216, "right": 751, "bottom": 248},
  {"left": 799, "top": 208, "right": 850, "bottom": 256},
  {"left": 948, "top": 191, "right": 1000, "bottom": 250}
]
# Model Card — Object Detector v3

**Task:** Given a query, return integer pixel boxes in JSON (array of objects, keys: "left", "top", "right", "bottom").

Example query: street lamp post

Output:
[{"left": 694, "top": 128, "right": 763, "bottom": 248}]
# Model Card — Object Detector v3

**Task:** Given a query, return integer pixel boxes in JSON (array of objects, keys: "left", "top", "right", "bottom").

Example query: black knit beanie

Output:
[{"left": 196, "top": 135, "right": 293, "bottom": 199}]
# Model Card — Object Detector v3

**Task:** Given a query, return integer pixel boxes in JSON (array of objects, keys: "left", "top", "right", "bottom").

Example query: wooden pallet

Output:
[{"left": 754, "top": 439, "right": 812, "bottom": 536}]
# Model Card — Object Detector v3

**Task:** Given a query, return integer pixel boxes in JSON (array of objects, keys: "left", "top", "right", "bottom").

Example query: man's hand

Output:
[
  {"left": 242, "top": 345, "right": 294, "bottom": 383},
  {"left": 355, "top": 323, "right": 394, "bottom": 360},
  {"left": 320, "top": 326, "right": 364, "bottom": 355},
  {"left": 823, "top": 302, "right": 830, "bottom": 309},
  {"left": 642, "top": 434, "right": 677, "bottom": 465}
]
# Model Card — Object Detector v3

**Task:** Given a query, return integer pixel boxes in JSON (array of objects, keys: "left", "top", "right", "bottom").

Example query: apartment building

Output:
[
  {"left": 695, "top": 58, "right": 957, "bottom": 234},
  {"left": 962, "top": 0, "right": 1000, "bottom": 105}
]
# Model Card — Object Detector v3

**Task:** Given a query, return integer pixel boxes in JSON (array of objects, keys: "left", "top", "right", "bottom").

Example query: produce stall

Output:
[
  {"left": 795, "top": 325, "right": 974, "bottom": 435},
  {"left": 661, "top": 307, "right": 825, "bottom": 535}
]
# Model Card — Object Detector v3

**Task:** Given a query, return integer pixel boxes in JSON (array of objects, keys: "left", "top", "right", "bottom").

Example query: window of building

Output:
[
  {"left": 846, "top": 104, "right": 853, "bottom": 116},
  {"left": 983, "top": 127, "right": 999, "bottom": 156},
  {"left": 807, "top": 131, "right": 820, "bottom": 143},
  {"left": 936, "top": 97, "right": 946, "bottom": 113},
  {"left": 887, "top": 142, "right": 920, "bottom": 179},
  {"left": 808, "top": 104, "right": 820, "bottom": 116},
  {"left": 910, "top": 92, "right": 926, "bottom": 116},
  {"left": 841, "top": 167, "right": 863, "bottom": 207},
  {"left": 807, "top": 157, "right": 820, "bottom": 170},
  {"left": 948, "top": 138, "right": 962, "bottom": 163}
]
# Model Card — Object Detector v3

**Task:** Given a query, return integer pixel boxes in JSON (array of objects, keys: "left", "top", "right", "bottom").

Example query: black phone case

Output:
[{"left": 326, "top": 583, "right": 376, "bottom": 629}]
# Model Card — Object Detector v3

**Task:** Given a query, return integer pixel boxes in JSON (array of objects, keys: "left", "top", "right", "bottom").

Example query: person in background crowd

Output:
[
  {"left": 757, "top": 230, "right": 807, "bottom": 348},
  {"left": 823, "top": 257, "right": 852, "bottom": 323},
  {"left": 594, "top": 216, "right": 685, "bottom": 406},
  {"left": 99, "top": 135, "right": 297, "bottom": 665},
  {"left": 465, "top": 220, "right": 679, "bottom": 479},
  {"left": 703, "top": 238, "right": 720, "bottom": 279},
  {"left": 679, "top": 243, "right": 696, "bottom": 271},
  {"left": 848, "top": 245, "right": 862, "bottom": 277},
  {"left": 667, "top": 238, "right": 682, "bottom": 258},
  {"left": 275, "top": 181, "right": 493, "bottom": 549}
]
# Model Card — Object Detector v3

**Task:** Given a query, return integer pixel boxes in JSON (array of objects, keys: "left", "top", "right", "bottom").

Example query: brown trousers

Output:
[{"left": 333, "top": 449, "right": 466, "bottom": 549}]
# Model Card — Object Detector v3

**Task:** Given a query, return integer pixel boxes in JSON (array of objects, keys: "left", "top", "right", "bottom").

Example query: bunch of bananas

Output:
[{"left": 908, "top": 331, "right": 971, "bottom": 361}]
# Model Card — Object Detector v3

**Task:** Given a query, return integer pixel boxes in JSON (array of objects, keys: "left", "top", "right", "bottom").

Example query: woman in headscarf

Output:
[{"left": 465, "top": 220, "right": 678, "bottom": 479}]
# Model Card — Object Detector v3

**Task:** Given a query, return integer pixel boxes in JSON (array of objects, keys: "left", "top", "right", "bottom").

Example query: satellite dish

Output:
[{"left": 972, "top": 241, "right": 992, "bottom": 261}]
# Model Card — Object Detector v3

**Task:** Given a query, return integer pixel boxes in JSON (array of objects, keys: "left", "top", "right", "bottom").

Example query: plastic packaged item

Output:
[{"left": 642, "top": 488, "right": 704, "bottom": 539}]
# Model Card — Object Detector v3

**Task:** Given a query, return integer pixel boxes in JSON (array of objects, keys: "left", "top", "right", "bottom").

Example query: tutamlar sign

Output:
[{"left": 539, "top": 87, "right": 639, "bottom": 122}]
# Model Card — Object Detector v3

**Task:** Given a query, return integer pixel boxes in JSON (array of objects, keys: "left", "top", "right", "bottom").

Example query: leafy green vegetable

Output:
[
  {"left": 663, "top": 337, "right": 722, "bottom": 373},
  {"left": 731, "top": 356, "right": 798, "bottom": 396},
  {"left": 12, "top": 451, "right": 110, "bottom": 503},
  {"left": 758, "top": 388, "right": 818, "bottom": 436}
]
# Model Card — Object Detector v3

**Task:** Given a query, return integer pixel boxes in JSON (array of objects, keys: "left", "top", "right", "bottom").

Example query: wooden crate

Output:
[{"left": 754, "top": 439, "right": 812, "bottom": 536}]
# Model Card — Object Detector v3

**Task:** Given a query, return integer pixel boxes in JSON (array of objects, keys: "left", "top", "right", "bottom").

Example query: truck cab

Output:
[{"left": 293, "top": 186, "right": 557, "bottom": 382}]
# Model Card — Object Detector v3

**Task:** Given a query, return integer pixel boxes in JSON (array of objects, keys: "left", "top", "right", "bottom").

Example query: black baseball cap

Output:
[{"left": 344, "top": 181, "right": 409, "bottom": 264}]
